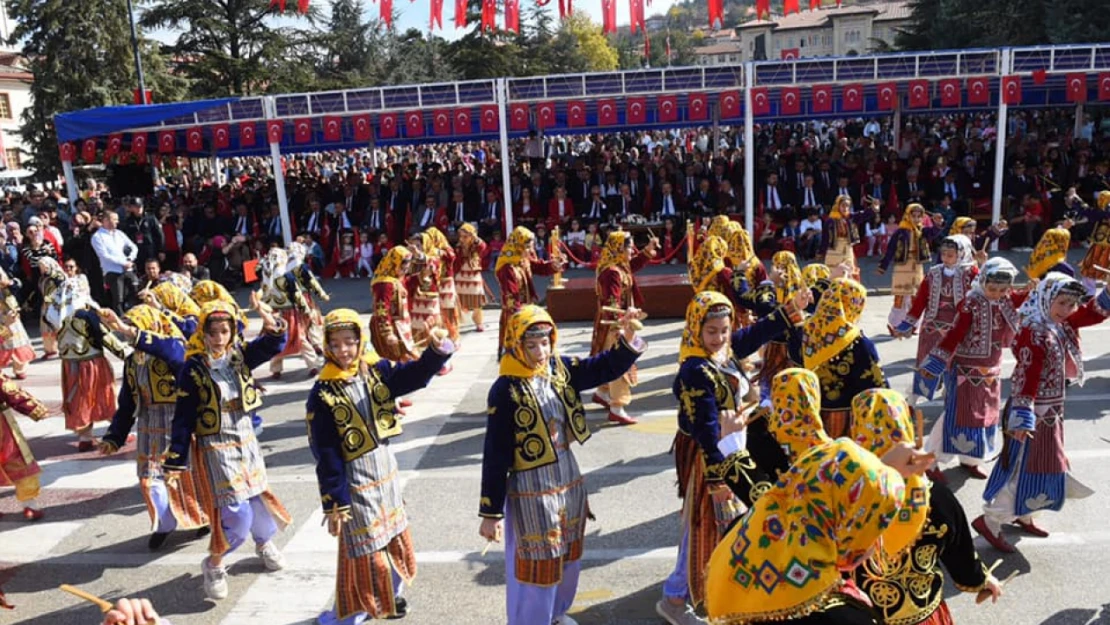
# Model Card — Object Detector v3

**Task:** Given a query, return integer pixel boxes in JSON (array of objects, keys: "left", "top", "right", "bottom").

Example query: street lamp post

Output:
[{"left": 126, "top": 0, "right": 148, "bottom": 104}]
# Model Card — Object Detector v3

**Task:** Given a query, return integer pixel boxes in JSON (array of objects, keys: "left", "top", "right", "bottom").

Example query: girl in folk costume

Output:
[
  {"left": 191, "top": 280, "right": 237, "bottom": 310},
  {"left": 308, "top": 309, "right": 455, "bottom": 624},
  {"left": 706, "top": 439, "right": 919, "bottom": 625},
  {"left": 591, "top": 230, "right": 657, "bottom": 425},
  {"left": 917, "top": 258, "right": 1028, "bottom": 482},
  {"left": 50, "top": 278, "right": 122, "bottom": 451},
  {"left": 148, "top": 281, "right": 201, "bottom": 337},
  {"left": 453, "top": 223, "right": 489, "bottom": 332},
  {"left": 478, "top": 305, "right": 644, "bottom": 625},
  {"left": 800, "top": 263, "right": 832, "bottom": 313},
  {"left": 849, "top": 389, "right": 1002, "bottom": 625},
  {"left": 1025, "top": 225, "right": 1075, "bottom": 281},
  {"left": 946, "top": 216, "right": 1003, "bottom": 264},
  {"left": 1074, "top": 190, "right": 1110, "bottom": 292},
  {"left": 164, "top": 300, "right": 293, "bottom": 600},
  {"left": 0, "top": 266, "right": 35, "bottom": 378},
  {"left": 287, "top": 240, "right": 331, "bottom": 356},
  {"left": 723, "top": 221, "right": 766, "bottom": 285},
  {"left": 973, "top": 273, "right": 1110, "bottom": 553},
  {"left": 660, "top": 291, "right": 807, "bottom": 625},
  {"left": 36, "top": 257, "right": 66, "bottom": 359},
  {"left": 425, "top": 227, "right": 461, "bottom": 347},
  {"left": 820, "top": 195, "right": 869, "bottom": 281},
  {"left": 797, "top": 278, "right": 887, "bottom": 438},
  {"left": 258, "top": 247, "right": 322, "bottom": 380},
  {"left": 879, "top": 203, "right": 932, "bottom": 332},
  {"left": 494, "top": 226, "right": 561, "bottom": 355},
  {"left": 370, "top": 247, "right": 418, "bottom": 363},
  {"left": 406, "top": 231, "right": 444, "bottom": 350},
  {"left": 98, "top": 304, "right": 211, "bottom": 550},
  {"left": 0, "top": 375, "right": 50, "bottom": 520},
  {"left": 894, "top": 235, "right": 979, "bottom": 405},
  {"left": 754, "top": 251, "right": 805, "bottom": 400},
  {"left": 764, "top": 368, "right": 832, "bottom": 465},
  {"left": 688, "top": 236, "right": 735, "bottom": 301}
]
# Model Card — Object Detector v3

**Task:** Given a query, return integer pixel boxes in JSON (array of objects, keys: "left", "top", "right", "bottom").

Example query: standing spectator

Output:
[
  {"left": 121, "top": 198, "right": 164, "bottom": 267},
  {"left": 159, "top": 205, "right": 182, "bottom": 271},
  {"left": 62, "top": 212, "right": 107, "bottom": 307},
  {"left": 19, "top": 220, "right": 59, "bottom": 316},
  {"left": 91, "top": 211, "right": 139, "bottom": 314}
]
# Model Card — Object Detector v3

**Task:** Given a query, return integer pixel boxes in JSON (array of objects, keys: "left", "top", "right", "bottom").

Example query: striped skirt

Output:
[
  {"left": 62, "top": 357, "right": 117, "bottom": 431},
  {"left": 455, "top": 268, "right": 487, "bottom": 310},
  {"left": 136, "top": 403, "right": 209, "bottom": 530},
  {"left": 411, "top": 291, "right": 441, "bottom": 347},
  {"left": 335, "top": 529, "right": 416, "bottom": 620}
]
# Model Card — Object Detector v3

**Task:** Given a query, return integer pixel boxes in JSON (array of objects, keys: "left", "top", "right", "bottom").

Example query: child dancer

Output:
[
  {"left": 425, "top": 227, "right": 460, "bottom": 347},
  {"left": 879, "top": 203, "right": 931, "bottom": 333},
  {"left": 407, "top": 231, "right": 443, "bottom": 350},
  {"left": 0, "top": 374, "right": 49, "bottom": 520},
  {"left": 0, "top": 266, "right": 34, "bottom": 378},
  {"left": 494, "top": 227, "right": 560, "bottom": 355},
  {"left": 371, "top": 247, "right": 418, "bottom": 363},
  {"left": 308, "top": 309, "right": 455, "bottom": 624},
  {"left": 454, "top": 223, "right": 488, "bottom": 332},
  {"left": 259, "top": 247, "right": 321, "bottom": 380},
  {"left": 164, "top": 300, "right": 292, "bottom": 600}
]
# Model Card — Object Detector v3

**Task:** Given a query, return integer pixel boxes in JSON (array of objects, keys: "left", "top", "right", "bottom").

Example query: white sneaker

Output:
[
  {"left": 552, "top": 615, "right": 579, "bottom": 625},
  {"left": 256, "top": 541, "right": 286, "bottom": 571},
  {"left": 202, "top": 556, "right": 229, "bottom": 600},
  {"left": 656, "top": 599, "right": 708, "bottom": 625}
]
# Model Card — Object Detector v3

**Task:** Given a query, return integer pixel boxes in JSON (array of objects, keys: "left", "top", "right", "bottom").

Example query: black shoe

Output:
[
  {"left": 385, "top": 597, "right": 408, "bottom": 619},
  {"left": 148, "top": 532, "right": 170, "bottom": 550},
  {"left": 196, "top": 527, "right": 211, "bottom": 539}
]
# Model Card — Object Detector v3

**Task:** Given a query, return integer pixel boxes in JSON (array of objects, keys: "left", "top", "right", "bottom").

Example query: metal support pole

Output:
[
  {"left": 497, "top": 78, "right": 514, "bottom": 234},
  {"left": 126, "top": 0, "right": 148, "bottom": 104},
  {"left": 263, "top": 96, "right": 293, "bottom": 247},
  {"left": 743, "top": 62, "right": 755, "bottom": 234},
  {"left": 990, "top": 49, "right": 1011, "bottom": 248},
  {"left": 892, "top": 103, "right": 901, "bottom": 153},
  {"left": 62, "top": 160, "right": 78, "bottom": 206}
]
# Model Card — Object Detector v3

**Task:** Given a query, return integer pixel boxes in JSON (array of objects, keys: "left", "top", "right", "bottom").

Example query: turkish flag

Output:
[
  {"left": 780, "top": 87, "right": 800, "bottom": 115},
  {"left": 322, "top": 116, "right": 342, "bottom": 141},
  {"left": 266, "top": 120, "right": 284, "bottom": 144},
  {"left": 780, "top": 48, "right": 799, "bottom": 60},
  {"left": 453, "top": 109, "right": 472, "bottom": 135},
  {"left": 481, "top": 0, "right": 496, "bottom": 31},
  {"left": 967, "top": 77, "right": 991, "bottom": 105},
  {"left": 131, "top": 132, "right": 148, "bottom": 155},
  {"left": 658, "top": 95, "right": 678, "bottom": 123},
  {"left": 1066, "top": 73, "right": 1087, "bottom": 103},
  {"left": 1032, "top": 69, "right": 1047, "bottom": 85},
  {"left": 751, "top": 87, "right": 770, "bottom": 116},
  {"left": 907, "top": 80, "right": 930, "bottom": 109},
  {"left": 939, "top": 79, "right": 961, "bottom": 107},
  {"left": 381, "top": 0, "right": 392, "bottom": 26},
  {"left": 1001, "top": 75, "right": 1022, "bottom": 105},
  {"left": 480, "top": 105, "right": 500, "bottom": 132},
  {"left": 602, "top": 0, "right": 617, "bottom": 33},
  {"left": 536, "top": 102, "right": 556, "bottom": 129},
  {"left": 598, "top": 99, "right": 618, "bottom": 125},
  {"left": 719, "top": 90, "right": 740, "bottom": 119},
  {"left": 212, "top": 123, "right": 231, "bottom": 149},
  {"left": 433, "top": 109, "right": 452, "bottom": 136},
  {"left": 185, "top": 128, "right": 203, "bottom": 152},
  {"left": 240, "top": 123, "right": 257, "bottom": 147},
  {"left": 430, "top": 0, "right": 444, "bottom": 29},
  {"left": 379, "top": 113, "right": 398, "bottom": 139},
  {"left": 104, "top": 133, "right": 122, "bottom": 157},
  {"left": 81, "top": 139, "right": 97, "bottom": 162},
  {"left": 783, "top": 0, "right": 799, "bottom": 14},
  {"left": 158, "top": 130, "right": 176, "bottom": 153},
  {"left": 294, "top": 118, "right": 312, "bottom": 143},
  {"left": 627, "top": 97, "right": 647, "bottom": 124},
  {"left": 812, "top": 84, "right": 833, "bottom": 113},
  {"left": 1099, "top": 73, "right": 1110, "bottom": 102},
  {"left": 454, "top": 0, "right": 467, "bottom": 28},
  {"left": 567, "top": 100, "right": 587, "bottom": 127},
  {"left": 352, "top": 115, "right": 373, "bottom": 141},
  {"left": 509, "top": 104, "right": 529, "bottom": 131},
  {"left": 504, "top": 0, "right": 520, "bottom": 32},
  {"left": 842, "top": 83, "right": 863, "bottom": 112},
  {"left": 405, "top": 111, "right": 425, "bottom": 137},
  {"left": 58, "top": 143, "right": 75, "bottom": 162},
  {"left": 688, "top": 93, "right": 708, "bottom": 121},
  {"left": 877, "top": 82, "right": 898, "bottom": 111}
]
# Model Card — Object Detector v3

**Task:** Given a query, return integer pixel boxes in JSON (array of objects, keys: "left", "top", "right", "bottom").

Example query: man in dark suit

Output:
[
  {"left": 862, "top": 172, "right": 889, "bottom": 213},
  {"left": 606, "top": 184, "right": 642, "bottom": 220},
  {"left": 383, "top": 177, "right": 409, "bottom": 244},
  {"left": 815, "top": 160, "right": 837, "bottom": 204},
  {"left": 655, "top": 181, "right": 684, "bottom": 219},
  {"left": 899, "top": 168, "right": 928, "bottom": 207},
  {"left": 933, "top": 170, "right": 967, "bottom": 215},
  {"left": 582, "top": 185, "right": 608, "bottom": 223},
  {"left": 689, "top": 179, "right": 715, "bottom": 218},
  {"left": 831, "top": 174, "right": 860, "bottom": 211},
  {"left": 786, "top": 160, "right": 809, "bottom": 208},
  {"left": 363, "top": 196, "right": 391, "bottom": 242},
  {"left": 448, "top": 188, "right": 474, "bottom": 228},
  {"left": 570, "top": 167, "right": 593, "bottom": 204},
  {"left": 477, "top": 188, "right": 503, "bottom": 239}
]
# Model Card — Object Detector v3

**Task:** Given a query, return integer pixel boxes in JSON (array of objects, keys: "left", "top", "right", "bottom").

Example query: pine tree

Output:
[{"left": 6, "top": 0, "right": 183, "bottom": 180}]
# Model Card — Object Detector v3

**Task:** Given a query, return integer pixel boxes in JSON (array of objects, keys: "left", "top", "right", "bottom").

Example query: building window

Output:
[
  {"left": 800, "top": 39, "right": 805, "bottom": 48},
  {"left": 0, "top": 94, "right": 11, "bottom": 120},
  {"left": 5, "top": 149, "right": 20, "bottom": 169}
]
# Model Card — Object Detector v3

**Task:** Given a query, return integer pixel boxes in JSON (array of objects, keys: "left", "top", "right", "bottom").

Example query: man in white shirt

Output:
[
  {"left": 91, "top": 211, "right": 139, "bottom": 314},
  {"left": 797, "top": 210, "right": 823, "bottom": 260}
]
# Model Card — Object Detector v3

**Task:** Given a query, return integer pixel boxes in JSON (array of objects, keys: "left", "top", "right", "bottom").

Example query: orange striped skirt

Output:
[
  {"left": 335, "top": 528, "right": 417, "bottom": 620},
  {"left": 62, "top": 357, "right": 117, "bottom": 431}
]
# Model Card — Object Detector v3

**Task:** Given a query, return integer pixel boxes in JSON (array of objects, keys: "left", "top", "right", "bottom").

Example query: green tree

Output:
[
  {"left": 895, "top": 0, "right": 1109, "bottom": 51},
  {"left": 140, "top": 0, "right": 318, "bottom": 98},
  {"left": 562, "top": 13, "right": 619, "bottom": 72},
  {"left": 6, "top": 0, "right": 184, "bottom": 180}
]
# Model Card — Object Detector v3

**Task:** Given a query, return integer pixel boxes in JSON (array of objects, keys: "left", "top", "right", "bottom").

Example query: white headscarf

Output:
[
  {"left": 261, "top": 247, "right": 288, "bottom": 293},
  {"left": 944, "top": 234, "right": 975, "bottom": 267},
  {"left": 45, "top": 275, "right": 93, "bottom": 330},
  {"left": 286, "top": 241, "right": 307, "bottom": 272},
  {"left": 972, "top": 257, "right": 1018, "bottom": 294},
  {"left": 1019, "top": 271, "right": 1087, "bottom": 384}
]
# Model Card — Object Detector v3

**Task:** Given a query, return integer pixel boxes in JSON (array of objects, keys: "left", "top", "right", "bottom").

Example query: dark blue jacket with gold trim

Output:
[
  {"left": 164, "top": 331, "right": 285, "bottom": 471},
  {"left": 305, "top": 346, "right": 450, "bottom": 514},
  {"left": 479, "top": 338, "right": 642, "bottom": 519},
  {"left": 102, "top": 329, "right": 186, "bottom": 449}
]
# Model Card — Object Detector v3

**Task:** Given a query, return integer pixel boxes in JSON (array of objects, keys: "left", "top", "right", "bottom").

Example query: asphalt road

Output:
[{"left": 3, "top": 260, "right": 1110, "bottom": 625}]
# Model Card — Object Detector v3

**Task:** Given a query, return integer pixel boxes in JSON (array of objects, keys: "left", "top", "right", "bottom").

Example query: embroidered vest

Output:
[
  {"left": 315, "top": 367, "right": 400, "bottom": 462},
  {"left": 188, "top": 352, "right": 264, "bottom": 436},
  {"left": 505, "top": 358, "right": 589, "bottom": 472}
]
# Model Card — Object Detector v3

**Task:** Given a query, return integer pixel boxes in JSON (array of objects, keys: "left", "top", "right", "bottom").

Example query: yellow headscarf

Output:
[
  {"left": 950, "top": 216, "right": 976, "bottom": 236},
  {"left": 318, "top": 308, "right": 378, "bottom": 381},
  {"left": 706, "top": 439, "right": 907, "bottom": 623},
  {"left": 425, "top": 227, "right": 451, "bottom": 252},
  {"left": 371, "top": 246, "right": 412, "bottom": 286},
  {"left": 829, "top": 195, "right": 852, "bottom": 220},
  {"left": 768, "top": 368, "right": 832, "bottom": 461},
  {"left": 495, "top": 226, "right": 536, "bottom": 273},
  {"left": 185, "top": 300, "right": 241, "bottom": 359},
  {"left": 707, "top": 215, "right": 732, "bottom": 239},
  {"left": 679, "top": 291, "right": 733, "bottom": 364},
  {"left": 1099, "top": 191, "right": 1110, "bottom": 210},
  {"left": 498, "top": 304, "right": 558, "bottom": 378},
  {"left": 802, "top": 278, "right": 866, "bottom": 371},
  {"left": 689, "top": 235, "right": 728, "bottom": 293},
  {"left": 900, "top": 203, "right": 925, "bottom": 235},
  {"left": 409, "top": 231, "right": 436, "bottom": 257},
  {"left": 801, "top": 263, "right": 830, "bottom": 289},
  {"left": 1026, "top": 226, "right": 1070, "bottom": 280},
  {"left": 123, "top": 303, "right": 184, "bottom": 340},
  {"left": 596, "top": 231, "right": 632, "bottom": 274},
  {"left": 190, "top": 280, "right": 235, "bottom": 307},
  {"left": 724, "top": 222, "right": 755, "bottom": 267},
  {"left": 849, "top": 388, "right": 930, "bottom": 558},
  {"left": 458, "top": 222, "right": 478, "bottom": 239},
  {"left": 772, "top": 250, "right": 803, "bottom": 304},
  {"left": 152, "top": 282, "right": 201, "bottom": 319}
]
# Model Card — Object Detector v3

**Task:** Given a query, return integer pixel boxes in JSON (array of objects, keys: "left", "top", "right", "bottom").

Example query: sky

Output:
[{"left": 149, "top": 0, "right": 681, "bottom": 45}]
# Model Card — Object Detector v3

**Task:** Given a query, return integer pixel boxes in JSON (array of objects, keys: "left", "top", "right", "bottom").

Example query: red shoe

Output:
[
  {"left": 23, "top": 507, "right": 44, "bottom": 521},
  {"left": 607, "top": 410, "right": 637, "bottom": 426},
  {"left": 399, "top": 398, "right": 412, "bottom": 408},
  {"left": 77, "top": 440, "right": 95, "bottom": 452},
  {"left": 592, "top": 393, "right": 611, "bottom": 410},
  {"left": 308, "top": 368, "right": 319, "bottom": 378},
  {"left": 926, "top": 467, "right": 948, "bottom": 484},
  {"left": 961, "top": 463, "right": 988, "bottom": 479},
  {"left": 437, "top": 364, "right": 452, "bottom": 376},
  {"left": 475, "top": 324, "right": 486, "bottom": 333},
  {"left": 13, "top": 373, "right": 25, "bottom": 380},
  {"left": 972, "top": 515, "right": 1015, "bottom": 553},
  {"left": 271, "top": 371, "right": 283, "bottom": 381},
  {"left": 1014, "top": 519, "right": 1050, "bottom": 538}
]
